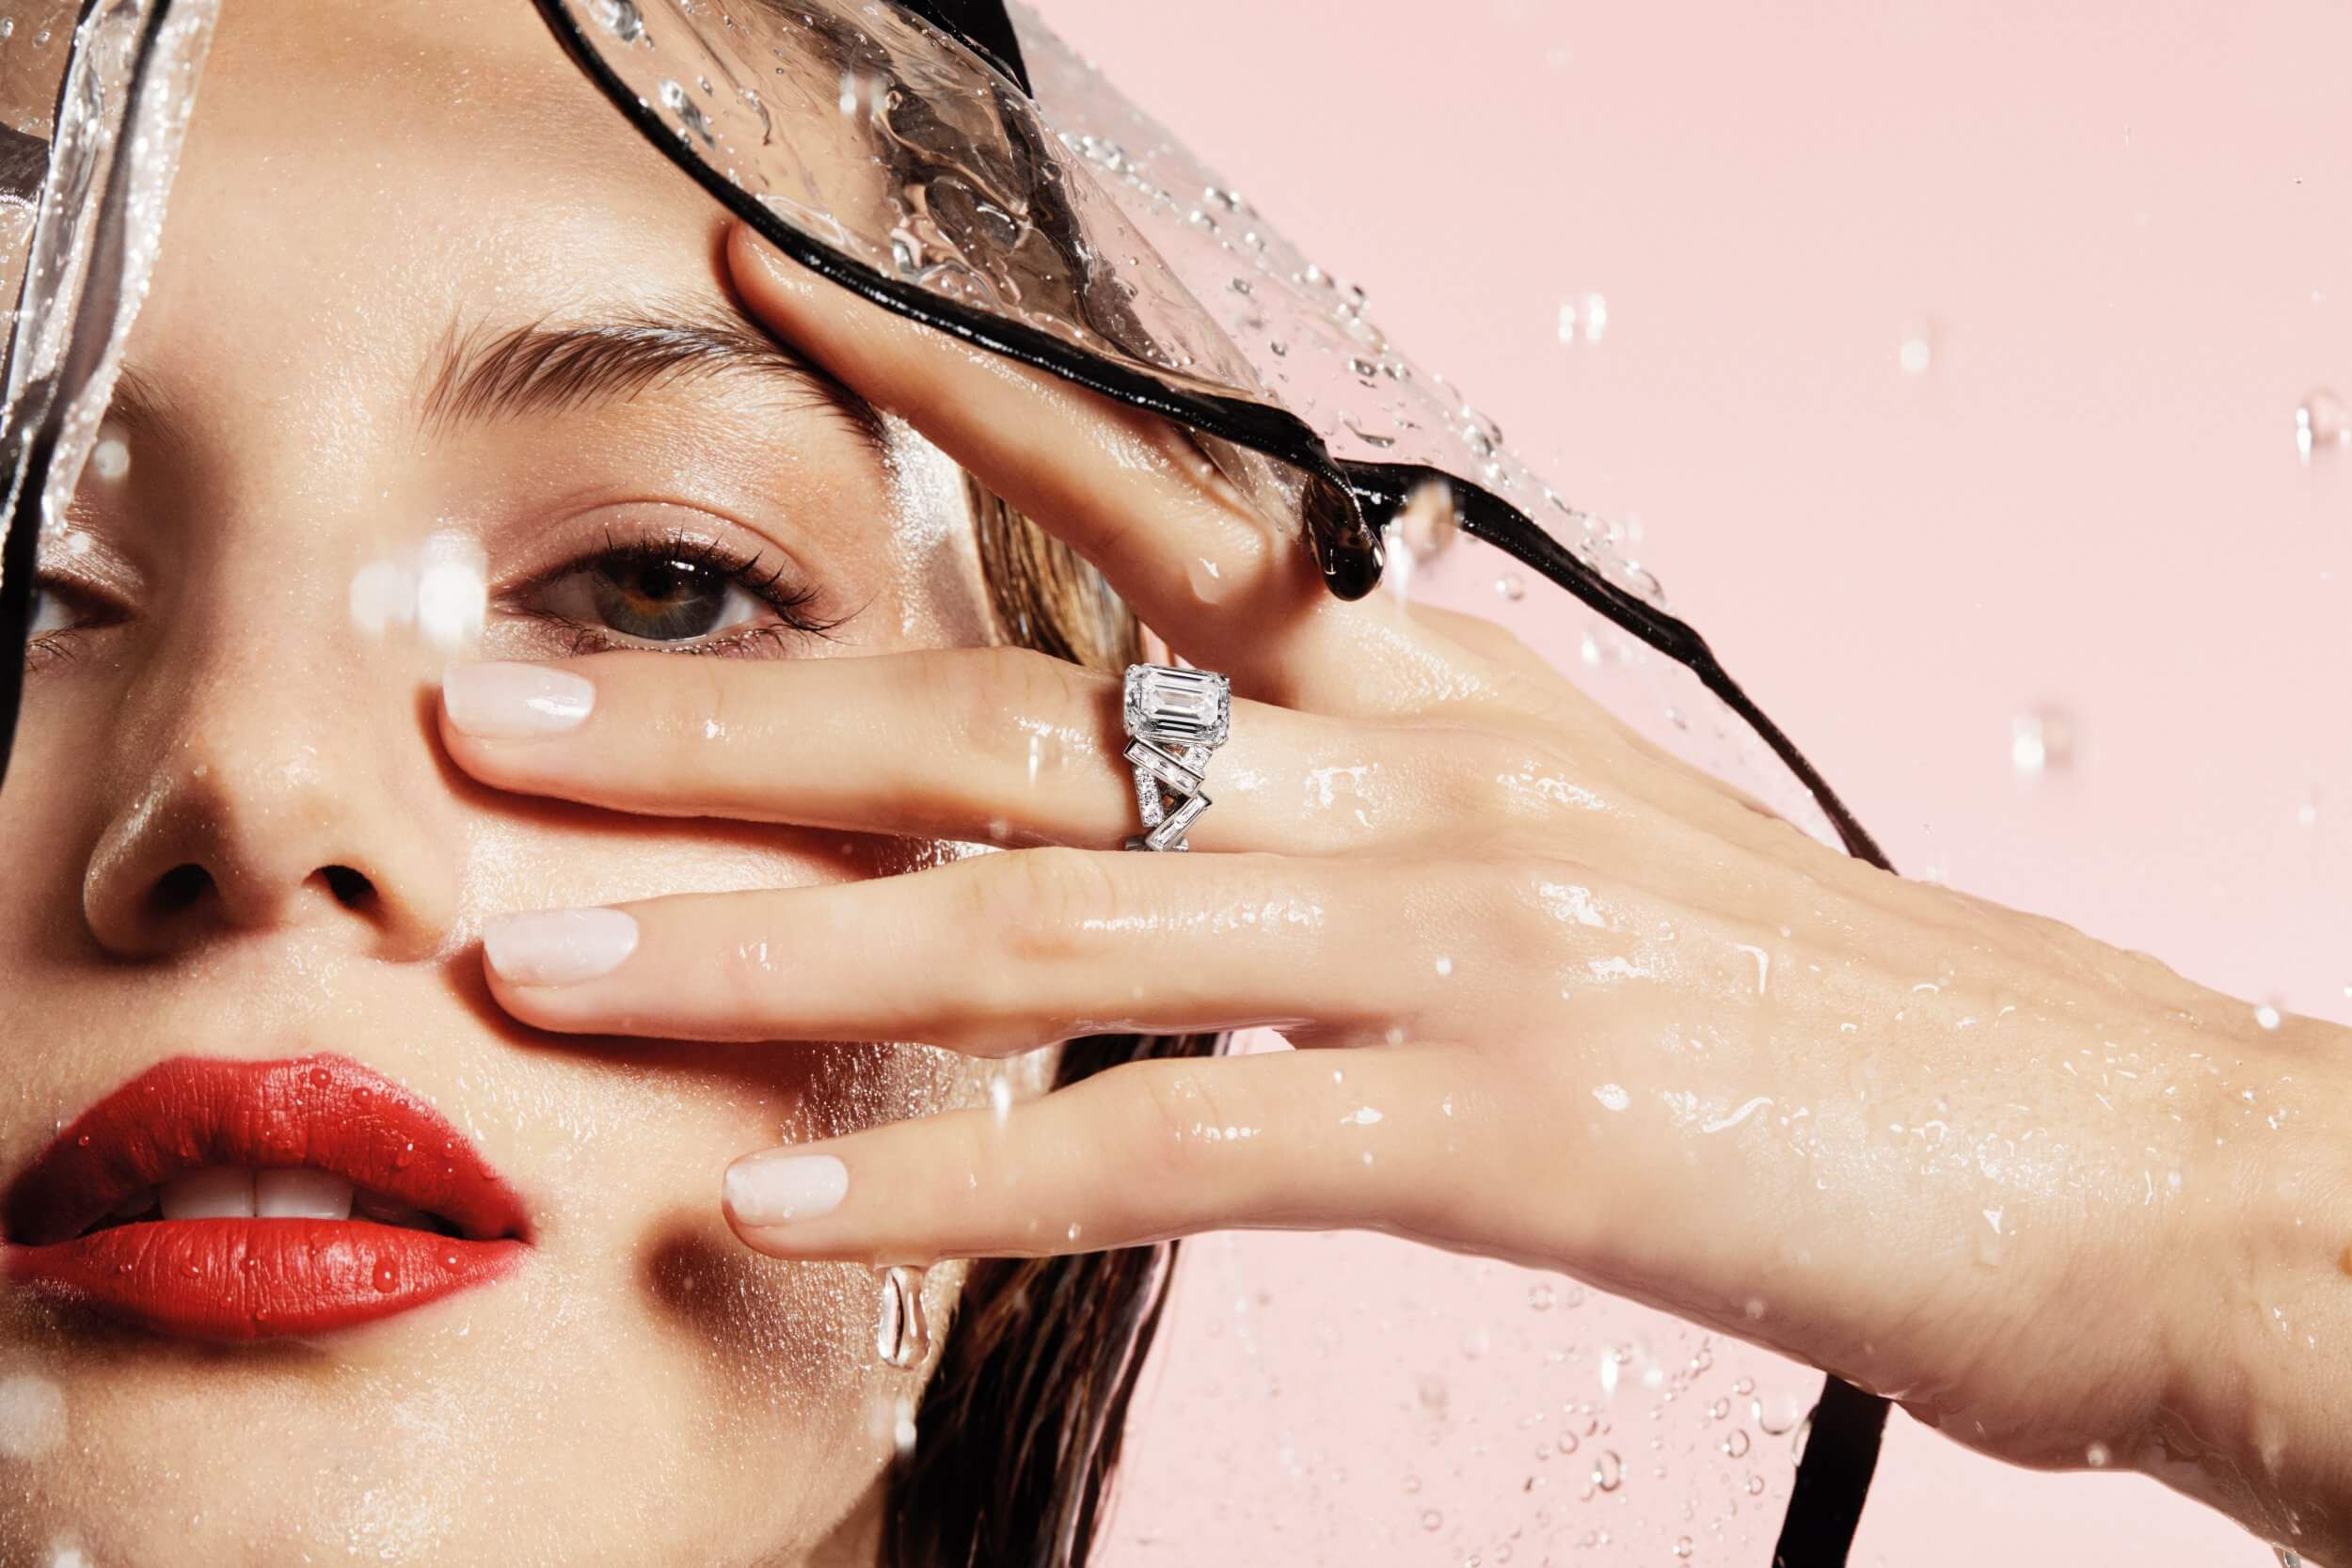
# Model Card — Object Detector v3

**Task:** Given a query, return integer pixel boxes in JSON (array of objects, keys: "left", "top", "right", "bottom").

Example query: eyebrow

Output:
[{"left": 418, "top": 301, "right": 884, "bottom": 449}]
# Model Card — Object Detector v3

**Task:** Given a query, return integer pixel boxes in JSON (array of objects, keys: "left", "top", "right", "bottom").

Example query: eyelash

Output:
[
  {"left": 506, "top": 525, "right": 849, "bottom": 657},
  {"left": 22, "top": 526, "right": 850, "bottom": 673}
]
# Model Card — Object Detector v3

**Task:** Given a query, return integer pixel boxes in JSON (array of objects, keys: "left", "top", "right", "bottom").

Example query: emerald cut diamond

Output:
[{"left": 1123, "top": 664, "right": 1230, "bottom": 750}]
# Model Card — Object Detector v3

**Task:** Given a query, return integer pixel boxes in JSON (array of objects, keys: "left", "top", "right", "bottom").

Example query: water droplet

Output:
[
  {"left": 2294, "top": 389, "right": 2347, "bottom": 462},
  {"left": 1434, "top": 955, "right": 1454, "bottom": 978},
  {"left": 1675, "top": 1538, "right": 1693, "bottom": 1560},
  {"left": 893, "top": 1393, "right": 919, "bottom": 1457},
  {"left": 2255, "top": 1004, "right": 2282, "bottom": 1031},
  {"left": 594, "top": 0, "right": 644, "bottom": 43},
  {"left": 658, "top": 80, "right": 714, "bottom": 147},
  {"left": 1899, "top": 328, "right": 1933, "bottom": 375},
  {"left": 1789, "top": 1413, "right": 1813, "bottom": 1464},
  {"left": 1557, "top": 292, "right": 1609, "bottom": 345},
  {"left": 1745, "top": 1472, "right": 1766, "bottom": 1496},
  {"left": 1417, "top": 1374, "right": 1449, "bottom": 1415},
  {"left": 373, "top": 1259, "right": 398, "bottom": 1292},
  {"left": 1421, "top": 1509, "right": 1444, "bottom": 1532},
  {"left": 73, "top": 1134, "right": 88, "bottom": 1148},
  {"left": 89, "top": 434, "right": 129, "bottom": 482},
  {"left": 1591, "top": 1449, "right": 1622, "bottom": 1492},
  {"left": 2278, "top": 1547, "right": 2304, "bottom": 1568},
  {"left": 1530, "top": 1283, "right": 1556, "bottom": 1311},
  {"left": 394, "top": 1143, "right": 415, "bottom": 1169},
  {"left": 2010, "top": 706, "right": 2077, "bottom": 777},
  {"left": 876, "top": 1265, "right": 931, "bottom": 1369},
  {"left": 1403, "top": 1473, "right": 1422, "bottom": 1494},
  {"left": 1496, "top": 573, "right": 1525, "bottom": 601},
  {"left": 2085, "top": 1440, "right": 2111, "bottom": 1467},
  {"left": 1753, "top": 1391, "right": 1805, "bottom": 1435}
]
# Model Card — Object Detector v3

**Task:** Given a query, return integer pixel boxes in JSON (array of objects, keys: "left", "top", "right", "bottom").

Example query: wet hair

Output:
[{"left": 879, "top": 480, "right": 1223, "bottom": 1566}]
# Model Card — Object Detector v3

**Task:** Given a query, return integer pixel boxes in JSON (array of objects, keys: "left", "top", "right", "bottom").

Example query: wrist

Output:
[{"left": 2147, "top": 1010, "right": 2352, "bottom": 1555}]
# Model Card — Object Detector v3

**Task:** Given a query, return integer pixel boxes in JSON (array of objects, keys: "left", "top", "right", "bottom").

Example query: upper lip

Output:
[{"left": 3, "top": 1053, "right": 532, "bottom": 1247}]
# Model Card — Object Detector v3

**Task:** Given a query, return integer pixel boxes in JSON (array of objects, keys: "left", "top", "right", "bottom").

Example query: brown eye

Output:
[{"left": 533, "top": 551, "right": 761, "bottom": 645}]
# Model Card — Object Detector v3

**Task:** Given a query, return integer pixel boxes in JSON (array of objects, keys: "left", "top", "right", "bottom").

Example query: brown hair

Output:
[{"left": 879, "top": 480, "right": 1224, "bottom": 1565}]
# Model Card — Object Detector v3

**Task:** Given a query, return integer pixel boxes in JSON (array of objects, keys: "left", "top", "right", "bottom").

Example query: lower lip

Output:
[{"left": 6, "top": 1217, "right": 524, "bottom": 1340}]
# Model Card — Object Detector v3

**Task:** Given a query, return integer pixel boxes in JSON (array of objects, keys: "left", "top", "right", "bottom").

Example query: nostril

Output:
[
  {"left": 318, "top": 864, "right": 377, "bottom": 911},
  {"left": 149, "top": 863, "right": 214, "bottom": 917}
]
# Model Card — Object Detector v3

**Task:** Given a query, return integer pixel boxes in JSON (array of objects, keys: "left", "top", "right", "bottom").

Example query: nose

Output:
[{"left": 82, "top": 667, "right": 457, "bottom": 959}]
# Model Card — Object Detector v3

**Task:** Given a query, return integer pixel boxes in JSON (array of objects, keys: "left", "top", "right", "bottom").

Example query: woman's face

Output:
[{"left": 0, "top": 1, "right": 1008, "bottom": 1560}]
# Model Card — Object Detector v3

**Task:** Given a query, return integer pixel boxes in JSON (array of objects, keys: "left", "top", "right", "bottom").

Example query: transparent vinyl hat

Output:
[{"left": 0, "top": 0, "right": 1888, "bottom": 1559}]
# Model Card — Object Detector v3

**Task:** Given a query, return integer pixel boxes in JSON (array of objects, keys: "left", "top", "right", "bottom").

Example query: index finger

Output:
[{"left": 724, "top": 223, "right": 1425, "bottom": 714}]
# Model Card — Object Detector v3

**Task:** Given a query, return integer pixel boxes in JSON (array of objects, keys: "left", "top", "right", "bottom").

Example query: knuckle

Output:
[
  {"left": 1124, "top": 1062, "right": 1228, "bottom": 1192},
  {"left": 969, "top": 846, "right": 1120, "bottom": 967}
]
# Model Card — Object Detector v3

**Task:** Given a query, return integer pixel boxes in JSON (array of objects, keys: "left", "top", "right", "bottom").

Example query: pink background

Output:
[{"left": 1025, "top": 1, "right": 2352, "bottom": 1562}]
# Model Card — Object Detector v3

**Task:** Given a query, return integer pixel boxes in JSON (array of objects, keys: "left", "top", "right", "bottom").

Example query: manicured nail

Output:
[
  {"left": 725, "top": 1153, "right": 849, "bottom": 1227},
  {"left": 484, "top": 907, "right": 638, "bottom": 986},
  {"left": 442, "top": 661, "right": 594, "bottom": 739}
]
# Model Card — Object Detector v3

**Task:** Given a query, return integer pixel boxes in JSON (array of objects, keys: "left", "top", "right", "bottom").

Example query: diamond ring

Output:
[{"left": 1120, "top": 663, "right": 1231, "bottom": 852}]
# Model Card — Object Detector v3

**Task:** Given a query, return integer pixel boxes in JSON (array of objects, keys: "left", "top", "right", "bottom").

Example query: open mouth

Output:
[{"left": 3, "top": 1053, "right": 531, "bottom": 1341}]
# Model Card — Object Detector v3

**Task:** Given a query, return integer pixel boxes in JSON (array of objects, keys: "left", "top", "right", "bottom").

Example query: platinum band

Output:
[{"left": 1120, "top": 663, "right": 1231, "bottom": 852}]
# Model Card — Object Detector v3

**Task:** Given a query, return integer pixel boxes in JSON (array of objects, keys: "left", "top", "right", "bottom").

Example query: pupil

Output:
[{"left": 590, "top": 556, "right": 727, "bottom": 641}]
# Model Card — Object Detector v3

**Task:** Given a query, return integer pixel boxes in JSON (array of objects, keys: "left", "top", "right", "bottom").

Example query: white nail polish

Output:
[
  {"left": 484, "top": 908, "right": 638, "bottom": 986},
  {"left": 725, "top": 1153, "right": 849, "bottom": 1227},
  {"left": 443, "top": 661, "right": 594, "bottom": 738}
]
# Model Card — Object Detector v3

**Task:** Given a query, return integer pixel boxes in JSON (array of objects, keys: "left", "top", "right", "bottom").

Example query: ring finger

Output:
[{"left": 477, "top": 847, "right": 1507, "bottom": 1054}]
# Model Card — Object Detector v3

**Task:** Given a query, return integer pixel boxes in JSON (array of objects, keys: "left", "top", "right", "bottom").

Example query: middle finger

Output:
[{"left": 439, "top": 648, "right": 1470, "bottom": 856}]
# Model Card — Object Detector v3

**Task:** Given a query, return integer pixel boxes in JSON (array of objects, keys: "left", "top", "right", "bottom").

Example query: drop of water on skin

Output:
[
  {"left": 1591, "top": 1449, "right": 1623, "bottom": 1492},
  {"left": 2294, "top": 390, "right": 2348, "bottom": 462},
  {"left": 2277, "top": 1550, "right": 2303, "bottom": 1568},
  {"left": 2255, "top": 1004, "right": 2282, "bottom": 1031},
  {"left": 1530, "top": 1283, "right": 1556, "bottom": 1311},
  {"left": 1899, "top": 330, "right": 1933, "bottom": 375},
  {"left": 877, "top": 1265, "right": 932, "bottom": 1370},
  {"left": 1745, "top": 1472, "right": 1767, "bottom": 1496},
  {"left": 2085, "top": 1441, "right": 2110, "bottom": 1467},
  {"left": 1421, "top": 1509, "right": 1444, "bottom": 1532},
  {"left": 1434, "top": 955, "right": 1454, "bottom": 978},
  {"left": 1789, "top": 1414, "right": 1813, "bottom": 1464},
  {"left": 1723, "top": 1429, "right": 1751, "bottom": 1458},
  {"left": 1676, "top": 1538, "right": 1693, "bottom": 1560},
  {"left": 394, "top": 1142, "right": 415, "bottom": 1169},
  {"left": 892, "top": 1394, "right": 919, "bottom": 1457},
  {"left": 89, "top": 433, "right": 129, "bottom": 482},
  {"left": 1495, "top": 572, "right": 1525, "bottom": 601},
  {"left": 373, "top": 1259, "right": 399, "bottom": 1293},
  {"left": 2010, "top": 706, "right": 2077, "bottom": 777}
]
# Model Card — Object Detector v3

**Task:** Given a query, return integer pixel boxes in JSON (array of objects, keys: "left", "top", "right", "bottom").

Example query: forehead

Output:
[{"left": 132, "top": 0, "right": 755, "bottom": 409}]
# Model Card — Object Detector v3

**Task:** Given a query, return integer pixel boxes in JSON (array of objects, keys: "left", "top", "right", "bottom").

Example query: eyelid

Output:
[{"left": 494, "top": 507, "right": 850, "bottom": 648}]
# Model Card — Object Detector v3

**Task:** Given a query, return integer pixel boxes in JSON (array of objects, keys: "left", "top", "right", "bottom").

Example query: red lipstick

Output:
[{"left": 4, "top": 1053, "right": 530, "bottom": 1340}]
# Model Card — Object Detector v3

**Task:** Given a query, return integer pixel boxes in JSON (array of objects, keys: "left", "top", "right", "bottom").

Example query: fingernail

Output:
[
  {"left": 725, "top": 1153, "right": 849, "bottom": 1227},
  {"left": 443, "top": 661, "right": 594, "bottom": 739},
  {"left": 484, "top": 907, "right": 638, "bottom": 986}
]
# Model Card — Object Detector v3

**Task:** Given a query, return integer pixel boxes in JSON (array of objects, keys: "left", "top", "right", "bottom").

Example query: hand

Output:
[{"left": 439, "top": 222, "right": 2352, "bottom": 1552}]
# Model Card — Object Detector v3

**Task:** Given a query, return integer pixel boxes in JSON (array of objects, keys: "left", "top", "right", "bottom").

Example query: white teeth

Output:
[
  {"left": 109, "top": 1187, "right": 156, "bottom": 1218},
  {"left": 159, "top": 1166, "right": 256, "bottom": 1220},
  {"left": 254, "top": 1167, "right": 355, "bottom": 1221}
]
